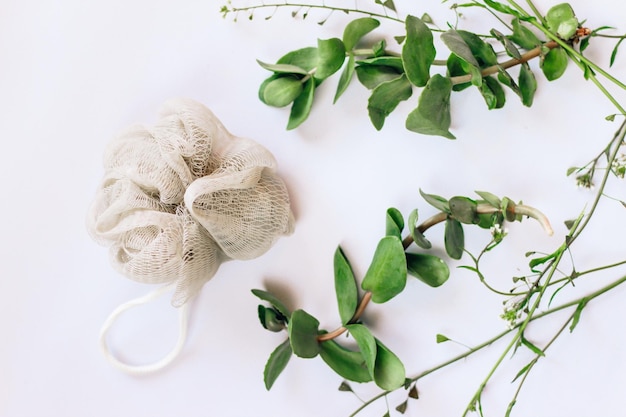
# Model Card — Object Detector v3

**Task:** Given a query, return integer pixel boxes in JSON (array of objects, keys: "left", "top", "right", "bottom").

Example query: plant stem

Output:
[
  {"left": 224, "top": 2, "right": 404, "bottom": 24},
  {"left": 450, "top": 41, "right": 558, "bottom": 86},
  {"left": 351, "top": 273, "right": 626, "bottom": 417}
]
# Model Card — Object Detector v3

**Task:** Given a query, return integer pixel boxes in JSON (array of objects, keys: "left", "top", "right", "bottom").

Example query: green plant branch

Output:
[
  {"left": 318, "top": 202, "right": 552, "bottom": 343},
  {"left": 222, "top": 2, "right": 404, "bottom": 23},
  {"left": 505, "top": 307, "right": 577, "bottom": 416},
  {"left": 450, "top": 41, "right": 558, "bottom": 86},
  {"left": 350, "top": 272, "right": 626, "bottom": 417}
]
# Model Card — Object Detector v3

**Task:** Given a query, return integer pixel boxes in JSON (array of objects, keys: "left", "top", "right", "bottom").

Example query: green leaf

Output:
[
  {"left": 491, "top": 29, "right": 522, "bottom": 59},
  {"left": 375, "top": 0, "right": 396, "bottom": 12},
  {"left": 386, "top": 207, "right": 404, "bottom": 239},
  {"left": 444, "top": 218, "right": 464, "bottom": 260},
  {"left": 334, "top": 54, "right": 355, "bottom": 103},
  {"left": 402, "top": 15, "right": 436, "bottom": 87},
  {"left": 257, "top": 60, "right": 309, "bottom": 75},
  {"left": 334, "top": 246, "right": 358, "bottom": 325},
  {"left": 436, "top": 333, "right": 450, "bottom": 343},
  {"left": 319, "top": 339, "right": 372, "bottom": 383},
  {"left": 445, "top": 54, "right": 472, "bottom": 92},
  {"left": 355, "top": 64, "right": 403, "bottom": 90},
  {"left": 368, "top": 74, "right": 413, "bottom": 130},
  {"left": 343, "top": 17, "right": 380, "bottom": 51},
  {"left": 511, "top": 362, "right": 532, "bottom": 383},
  {"left": 346, "top": 324, "right": 377, "bottom": 377},
  {"left": 569, "top": 298, "right": 588, "bottom": 332},
  {"left": 449, "top": 196, "right": 479, "bottom": 224},
  {"left": 408, "top": 209, "right": 432, "bottom": 249},
  {"left": 288, "top": 309, "right": 320, "bottom": 358},
  {"left": 546, "top": 3, "right": 578, "bottom": 39},
  {"left": 483, "top": 0, "right": 522, "bottom": 17},
  {"left": 259, "top": 74, "right": 281, "bottom": 105},
  {"left": 497, "top": 68, "right": 522, "bottom": 99},
  {"left": 257, "top": 305, "right": 286, "bottom": 332},
  {"left": 541, "top": 47, "right": 568, "bottom": 81},
  {"left": 521, "top": 335, "right": 545, "bottom": 356},
  {"left": 277, "top": 47, "right": 318, "bottom": 71},
  {"left": 455, "top": 30, "right": 498, "bottom": 67},
  {"left": 419, "top": 189, "right": 450, "bottom": 213},
  {"left": 610, "top": 38, "right": 625, "bottom": 67},
  {"left": 361, "top": 236, "right": 408, "bottom": 303},
  {"left": 406, "top": 253, "right": 450, "bottom": 287},
  {"left": 357, "top": 56, "right": 404, "bottom": 70},
  {"left": 509, "top": 18, "right": 540, "bottom": 50},
  {"left": 396, "top": 400, "right": 408, "bottom": 414},
  {"left": 252, "top": 289, "right": 292, "bottom": 320},
  {"left": 373, "top": 339, "right": 406, "bottom": 390},
  {"left": 406, "top": 74, "right": 455, "bottom": 139},
  {"left": 480, "top": 75, "right": 506, "bottom": 109},
  {"left": 441, "top": 30, "right": 480, "bottom": 68},
  {"left": 264, "top": 339, "right": 292, "bottom": 390},
  {"left": 287, "top": 78, "right": 315, "bottom": 130},
  {"left": 475, "top": 190, "right": 501, "bottom": 208},
  {"left": 519, "top": 63, "right": 537, "bottom": 107},
  {"left": 316, "top": 38, "right": 346, "bottom": 80},
  {"left": 262, "top": 76, "right": 304, "bottom": 108}
]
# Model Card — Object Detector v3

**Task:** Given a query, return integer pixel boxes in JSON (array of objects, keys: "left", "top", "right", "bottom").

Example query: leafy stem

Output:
[
  {"left": 318, "top": 201, "right": 551, "bottom": 343},
  {"left": 350, "top": 272, "right": 626, "bottom": 417},
  {"left": 450, "top": 41, "right": 558, "bottom": 86},
  {"left": 221, "top": 2, "right": 404, "bottom": 23}
]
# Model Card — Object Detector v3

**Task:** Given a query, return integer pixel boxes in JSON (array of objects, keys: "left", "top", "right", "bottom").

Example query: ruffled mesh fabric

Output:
[{"left": 88, "top": 99, "right": 294, "bottom": 306}]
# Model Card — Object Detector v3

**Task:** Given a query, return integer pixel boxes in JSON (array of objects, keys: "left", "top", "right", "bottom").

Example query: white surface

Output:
[{"left": 1, "top": 1, "right": 626, "bottom": 416}]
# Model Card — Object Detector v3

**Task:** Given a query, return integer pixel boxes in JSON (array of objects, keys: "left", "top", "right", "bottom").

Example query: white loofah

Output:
[{"left": 88, "top": 98, "right": 294, "bottom": 307}]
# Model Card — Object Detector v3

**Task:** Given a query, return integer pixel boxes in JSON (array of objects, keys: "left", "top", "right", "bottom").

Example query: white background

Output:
[{"left": 1, "top": 0, "right": 626, "bottom": 416}]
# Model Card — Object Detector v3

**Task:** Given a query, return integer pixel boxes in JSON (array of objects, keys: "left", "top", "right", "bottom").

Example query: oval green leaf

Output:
[
  {"left": 408, "top": 208, "right": 432, "bottom": 249},
  {"left": 480, "top": 75, "right": 506, "bottom": 110},
  {"left": 475, "top": 190, "right": 501, "bottom": 208},
  {"left": 519, "top": 62, "right": 537, "bottom": 107},
  {"left": 449, "top": 196, "right": 478, "bottom": 224},
  {"left": 257, "top": 60, "right": 309, "bottom": 75},
  {"left": 355, "top": 64, "right": 403, "bottom": 90},
  {"left": 405, "top": 74, "right": 455, "bottom": 139},
  {"left": 402, "top": 15, "right": 436, "bottom": 87},
  {"left": 343, "top": 17, "right": 380, "bottom": 51},
  {"left": 373, "top": 339, "right": 406, "bottom": 390},
  {"left": 316, "top": 37, "right": 346, "bottom": 80},
  {"left": 386, "top": 207, "right": 404, "bottom": 239},
  {"left": 346, "top": 324, "right": 377, "bottom": 377},
  {"left": 264, "top": 339, "right": 292, "bottom": 390},
  {"left": 419, "top": 189, "right": 450, "bottom": 213},
  {"left": 406, "top": 252, "right": 450, "bottom": 287},
  {"left": 334, "top": 54, "right": 355, "bottom": 103},
  {"left": 287, "top": 78, "right": 315, "bottom": 130},
  {"left": 368, "top": 74, "right": 413, "bottom": 130},
  {"left": 510, "top": 18, "right": 540, "bottom": 50},
  {"left": 288, "top": 309, "right": 320, "bottom": 358},
  {"left": 277, "top": 47, "right": 318, "bottom": 71},
  {"left": 444, "top": 218, "right": 464, "bottom": 260},
  {"left": 319, "top": 339, "right": 372, "bottom": 383},
  {"left": 542, "top": 47, "right": 568, "bottom": 81},
  {"left": 334, "top": 246, "right": 358, "bottom": 325},
  {"left": 546, "top": 3, "right": 578, "bottom": 39},
  {"left": 361, "top": 236, "right": 408, "bottom": 303},
  {"left": 251, "top": 289, "right": 291, "bottom": 320},
  {"left": 262, "top": 76, "right": 304, "bottom": 108}
]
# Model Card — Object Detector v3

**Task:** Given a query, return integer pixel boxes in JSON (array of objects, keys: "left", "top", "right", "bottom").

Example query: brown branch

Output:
[{"left": 450, "top": 40, "right": 559, "bottom": 86}]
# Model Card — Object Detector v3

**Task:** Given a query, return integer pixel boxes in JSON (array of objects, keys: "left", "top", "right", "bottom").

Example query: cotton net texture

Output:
[{"left": 88, "top": 99, "right": 294, "bottom": 307}]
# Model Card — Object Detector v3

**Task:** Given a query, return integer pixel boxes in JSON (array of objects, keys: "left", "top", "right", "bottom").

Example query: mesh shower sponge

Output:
[{"left": 88, "top": 98, "right": 294, "bottom": 306}]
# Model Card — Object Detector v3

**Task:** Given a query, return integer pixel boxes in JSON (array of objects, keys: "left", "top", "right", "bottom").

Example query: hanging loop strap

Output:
[{"left": 99, "top": 283, "right": 190, "bottom": 375}]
